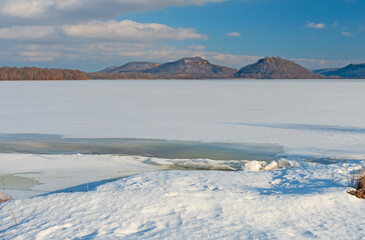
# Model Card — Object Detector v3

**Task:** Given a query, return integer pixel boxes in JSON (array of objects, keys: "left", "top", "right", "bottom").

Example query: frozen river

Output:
[{"left": 1, "top": 79, "right": 365, "bottom": 157}]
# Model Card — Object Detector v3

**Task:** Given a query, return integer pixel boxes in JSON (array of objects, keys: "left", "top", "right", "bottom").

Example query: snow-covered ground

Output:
[
  {"left": 0, "top": 152, "right": 302, "bottom": 199},
  {"left": 1, "top": 161, "right": 365, "bottom": 239},
  {"left": 0, "top": 153, "right": 158, "bottom": 199},
  {"left": 1, "top": 79, "right": 365, "bottom": 239}
]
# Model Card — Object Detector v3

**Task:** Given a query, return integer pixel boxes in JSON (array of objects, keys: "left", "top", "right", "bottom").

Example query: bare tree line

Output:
[
  {"left": 0, "top": 67, "right": 88, "bottom": 80},
  {"left": 1, "top": 67, "right": 228, "bottom": 80}
]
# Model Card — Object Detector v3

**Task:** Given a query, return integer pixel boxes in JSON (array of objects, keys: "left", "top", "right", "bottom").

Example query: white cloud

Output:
[
  {"left": 0, "top": 26, "right": 54, "bottom": 39},
  {"left": 62, "top": 20, "right": 207, "bottom": 41},
  {"left": 306, "top": 22, "right": 326, "bottom": 29},
  {"left": 55, "top": 0, "right": 83, "bottom": 11},
  {"left": 0, "top": 0, "right": 225, "bottom": 24},
  {"left": 1, "top": 0, "right": 52, "bottom": 18},
  {"left": 0, "top": 0, "right": 223, "bottom": 68},
  {"left": 0, "top": 20, "right": 207, "bottom": 42},
  {"left": 341, "top": 31, "right": 353, "bottom": 37},
  {"left": 226, "top": 32, "right": 241, "bottom": 37},
  {"left": 188, "top": 45, "right": 206, "bottom": 50},
  {"left": 0, "top": 41, "right": 259, "bottom": 69}
]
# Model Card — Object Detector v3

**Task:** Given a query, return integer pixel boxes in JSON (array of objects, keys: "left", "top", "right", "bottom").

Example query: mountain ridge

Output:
[{"left": 142, "top": 57, "right": 237, "bottom": 78}]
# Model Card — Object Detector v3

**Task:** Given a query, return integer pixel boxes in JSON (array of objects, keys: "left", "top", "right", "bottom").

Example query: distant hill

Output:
[
  {"left": 312, "top": 68, "right": 340, "bottom": 75},
  {"left": 0, "top": 67, "right": 88, "bottom": 80},
  {"left": 313, "top": 63, "right": 365, "bottom": 78},
  {"left": 143, "top": 57, "right": 237, "bottom": 78},
  {"left": 235, "top": 57, "right": 325, "bottom": 79},
  {"left": 100, "top": 66, "right": 118, "bottom": 73},
  {"left": 100, "top": 62, "right": 160, "bottom": 73}
]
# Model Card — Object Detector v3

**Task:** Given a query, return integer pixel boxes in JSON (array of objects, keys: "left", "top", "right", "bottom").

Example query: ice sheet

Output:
[{"left": 1, "top": 80, "right": 365, "bottom": 157}]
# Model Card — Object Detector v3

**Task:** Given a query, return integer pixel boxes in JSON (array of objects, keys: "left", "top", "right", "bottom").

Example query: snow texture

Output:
[
  {"left": 0, "top": 153, "right": 158, "bottom": 199},
  {"left": 0, "top": 153, "right": 299, "bottom": 199},
  {"left": 1, "top": 161, "right": 365, "bottom": 239}
]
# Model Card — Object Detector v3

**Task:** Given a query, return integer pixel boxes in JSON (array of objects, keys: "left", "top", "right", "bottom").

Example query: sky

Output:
[{"left": 0, "top": 0, "right": 364, "bottom": 72}]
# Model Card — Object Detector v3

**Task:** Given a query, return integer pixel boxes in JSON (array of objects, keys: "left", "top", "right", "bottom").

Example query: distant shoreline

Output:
[
  {"left": 1, "top": 78, "right": 365, "bottom": 82},
  {"left": 1, "top": 56, "right": 364, "bottom": 80}
]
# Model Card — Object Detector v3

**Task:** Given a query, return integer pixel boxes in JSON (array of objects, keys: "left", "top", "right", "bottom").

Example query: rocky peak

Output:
[{"left": 181, "top": 57, "right": 208, "bottom": 65}]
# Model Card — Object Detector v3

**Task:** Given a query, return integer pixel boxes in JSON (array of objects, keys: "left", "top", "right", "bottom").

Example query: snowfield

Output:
[
  {"left": 0, "top": 152, "right": 301, "bottom": 199},
  {"left": 1, "top": 161, "right": 365, "bottom": 239},
  {"left": 0, "top": 153, "right": 158, "bottom": 199},
  {"left": 1, "top": 79, "right": 365, "bottom": 239}
]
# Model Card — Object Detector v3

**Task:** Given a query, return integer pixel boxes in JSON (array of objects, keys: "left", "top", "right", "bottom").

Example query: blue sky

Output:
[{"left": 0, "top": 0, "right": 363, "bottom": 71}]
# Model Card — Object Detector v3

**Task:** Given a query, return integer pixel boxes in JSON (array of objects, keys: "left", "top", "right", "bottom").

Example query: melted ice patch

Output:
[{"left": 0, "top": 174, "right": 41, "bottom": 190}]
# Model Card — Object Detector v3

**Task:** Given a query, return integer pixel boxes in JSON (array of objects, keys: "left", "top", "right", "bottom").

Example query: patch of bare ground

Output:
[
  {"left": 347, "top": 169, "right": 365, "bottom": 199},
  {"left": 0, "top": 192, "right": 12, "bottom": 203}
]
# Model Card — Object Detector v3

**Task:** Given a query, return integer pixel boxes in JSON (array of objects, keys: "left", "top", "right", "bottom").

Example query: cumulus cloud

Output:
[
  {"left": 0, "top": 26, "right": 54, "bottom": 39},
  {"left": 55, "top": 0, "right": 83, "bottom": 11},
  {"left": 306, "top": 22, "right": 326, "bottom": 29},
  {"left": 226, "top": 32, "right": 241, "bottom": 37},
  {"left": 0, "top": 20, "right": 207, "bottom": 42},
  {"left": 0, "top": 0, "right": 224, "bottom": 25},
  {"left": 62, "top": 20, "right": 207, "bottom": 41},
  {"left": 1, "top": 0, "right": 52, "bottom": 18},
  {"left": 0, "top": 0, "right": 223, "bottom": 67}
]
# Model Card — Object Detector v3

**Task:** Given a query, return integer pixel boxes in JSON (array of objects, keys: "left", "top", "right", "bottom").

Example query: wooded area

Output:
[
  {"left": 0, "top": 67, "right": 88, "bottom": 80},
  {"left": 0, "top": 67, "right": 229, "bottom": 80}
]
